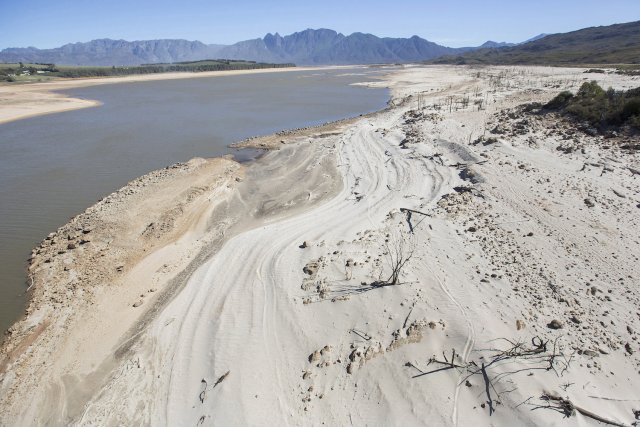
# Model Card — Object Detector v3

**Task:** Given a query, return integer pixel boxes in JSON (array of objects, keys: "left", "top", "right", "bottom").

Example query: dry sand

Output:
[
  {"left": 0, "top": 66, "right": 327, "bottom": 125},
  {"left": 1, "top": 65, "right": 639, "bottom": 426}
]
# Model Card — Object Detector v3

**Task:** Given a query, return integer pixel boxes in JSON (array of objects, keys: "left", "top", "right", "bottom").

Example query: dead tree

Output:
[{"left": 383, "top": 233, "right": 414, "bottom": 286}]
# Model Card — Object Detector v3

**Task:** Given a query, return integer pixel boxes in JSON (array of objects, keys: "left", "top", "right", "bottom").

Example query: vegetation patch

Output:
[
  {"left": 543, "top": 81, "right": 640, "bottom": 132},
  {"left": 0, "top": 60, "right": 295, "bottom": 82}
]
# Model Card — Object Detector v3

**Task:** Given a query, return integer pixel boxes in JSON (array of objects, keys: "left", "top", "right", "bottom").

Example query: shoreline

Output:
[
  {"left": 0, "top": 65, "right": 348, "bottom": 125},
  {"left": 1, "top": 65, "right": 639, "bottom": 425}
]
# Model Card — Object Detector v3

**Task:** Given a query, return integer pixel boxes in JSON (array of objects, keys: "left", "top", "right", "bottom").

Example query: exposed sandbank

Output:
[{"left": 1, "top": 65, "right": 639, "bottom": 426}]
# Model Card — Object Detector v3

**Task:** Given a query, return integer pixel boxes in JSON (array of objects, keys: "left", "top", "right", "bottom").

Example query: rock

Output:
[
  {"left": 133, "top": 300, "right": 143, "bottom": 308},
  {"left": 303, "top": 262, "right": 318, "bottom": 276},
  {"left": 346, "top": 363, "right": 354, "bottom": 374},
  {"left": 516, "top": 320, "right": 526, "bottom": 330},
  {"left": 582, "top": 349, "right": 599, "bottom": 357},
  {"left": 320, "top": 345, "right": 331, "bottom": 356},
  {"left": 465, "top": 380, "right": 472, "bottom": 387},
  {"left": 590, "top": 286, "right": 598, "bottom": 296},
  {"left": 547, "top": 319, "right": 563, "bottom": 330},
  {"left": 627, "top": 325, "right": 634, "bottom": 335},
  {"left": 67, "top": 243, "right": 76, "bottom": 250},
  {"left": 309, "top": 351, "right": 320, "bottom": 363},
  {"left": 625, "top": 343, "right": 634, "bottom": 355},
  {"left": 346, "top": 258, "right": 355, "bottom": 267},
  {"left": 467, "top": 226, "right": 477, "bottom": 232},
  {"left": 569, "top": 315, "right": 581, "bottom": 324},
  {"left": 584, "top": 198, "right": 595, "bottom": 208},
  {"left": 302, "top": 371, "right": 311, "bottom": 380},
  {"left": 299, "top": 241, "right": 309, "bottom": 249}
]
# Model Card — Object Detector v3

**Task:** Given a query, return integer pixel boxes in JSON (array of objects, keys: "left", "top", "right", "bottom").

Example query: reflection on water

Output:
[{"left": 0, "top": 68, "right": 389, "bottom": 332}]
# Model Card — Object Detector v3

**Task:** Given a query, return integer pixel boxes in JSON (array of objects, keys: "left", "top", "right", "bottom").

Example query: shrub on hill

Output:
[{"left": 544, "top": 81, "right": 640, "bottom": 131}]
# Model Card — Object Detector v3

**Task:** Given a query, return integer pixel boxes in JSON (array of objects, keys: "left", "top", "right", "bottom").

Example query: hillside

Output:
[{"left": 432, "top": 20, "right": 640, "bottom": 65}]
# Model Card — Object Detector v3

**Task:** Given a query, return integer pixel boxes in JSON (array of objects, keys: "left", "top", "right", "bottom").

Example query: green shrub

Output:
[
  {"left": 547, "top": 82, "right": 640, "bottom": 131},
  {"left": 622, "top": 99, "right": 640, "bottom": 120},
  {"left": 545, "top": 91, "right": 574, "bottom": 109}
]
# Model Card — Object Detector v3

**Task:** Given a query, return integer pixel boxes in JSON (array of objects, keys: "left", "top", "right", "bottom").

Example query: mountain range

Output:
[
  {"left": 0, "top": 28, "right": 542, "bottom": 66},
  {"left": 433, "top": 21, "right": 640, "bottom": 65},
  {"left": 5, "top": 20, "right": 634, "bottom": 68}
]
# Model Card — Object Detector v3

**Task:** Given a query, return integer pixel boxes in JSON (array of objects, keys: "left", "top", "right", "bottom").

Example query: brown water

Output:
[{"left": 0, "top": 68, "right": 389, "bottom": 333}]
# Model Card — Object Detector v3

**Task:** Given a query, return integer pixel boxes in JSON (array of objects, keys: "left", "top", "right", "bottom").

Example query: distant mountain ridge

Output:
[
  {"left": 215, "top": 29, "right": 472, "bottom": 65},
  {"left": 0, "top": 28, "right": 559, "bottom": 66},
  {"left": 0, "top": 28, "right": 523, "bottom": 66},
  {"left": 0, "top": 39, "right": 226, "bottom": 66},
  {"left": 433, "top": 21, "right": 640, "bottom": 65}
]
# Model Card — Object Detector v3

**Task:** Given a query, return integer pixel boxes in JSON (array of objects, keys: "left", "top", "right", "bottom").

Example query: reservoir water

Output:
[{"left": 0, "top": 68, "right": 390, "bottom": 333}]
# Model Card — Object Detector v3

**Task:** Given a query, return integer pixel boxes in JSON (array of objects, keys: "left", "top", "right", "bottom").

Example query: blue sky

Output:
[{"left": 1, "top": 0, "right": 639, "bottom": 49}]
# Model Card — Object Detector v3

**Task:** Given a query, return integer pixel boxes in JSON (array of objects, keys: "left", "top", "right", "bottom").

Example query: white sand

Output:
[{"left": 1, "top": 65, "right": 639, "bottom": 426}]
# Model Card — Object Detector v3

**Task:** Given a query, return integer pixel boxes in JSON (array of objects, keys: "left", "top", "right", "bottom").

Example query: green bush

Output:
[
  {"left": 545, "top": 91, "right": 574, "bottom": 109},
  {"left": 622, "top": 99, "right": 640, "bottom": 120},
  {"left": 548, "top": 81, "right": 640, "bottom": 131}
]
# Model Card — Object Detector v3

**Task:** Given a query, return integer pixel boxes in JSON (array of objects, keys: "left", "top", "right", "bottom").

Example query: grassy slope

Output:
[{"left": 432, "top": 20, "right": 640, "bottom": 65}]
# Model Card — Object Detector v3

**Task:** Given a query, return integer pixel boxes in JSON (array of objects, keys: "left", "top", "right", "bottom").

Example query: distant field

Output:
[{"left": 0, "top": 60, "right": 296, "bottom": 82}]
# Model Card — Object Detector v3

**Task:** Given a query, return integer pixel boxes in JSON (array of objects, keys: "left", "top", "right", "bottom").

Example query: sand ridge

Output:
[{"left": 1, "top": 65, "right": 639, "bottom": 426}]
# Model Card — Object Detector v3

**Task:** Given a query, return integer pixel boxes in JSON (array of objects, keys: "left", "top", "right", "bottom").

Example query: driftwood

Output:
[
  {"left": 402, "top": 304, "right": 415, "bottom": 329},
  {"left": 537, "top": 393, "right": 629, "bottom": 427},
  {"left": 350, "top": 329, "right": 372, "bottom": 341},
  {"left": 411, "top": 337, "right": 574, "bottom": 417},
  {"left": 448, "top": 160, "right": 488, "bottom": 169},
  {"left": 400, "top": 208, "right": 431, "bottom": 217},
  {"left": 401, "top": 208, "right": 431, "bottom": 234},
  {"left": 628, "top": 166, "right": 640, "bottom": 176},
  {"left": 199, "top": 371, "right": 231, "bottom": 403}
]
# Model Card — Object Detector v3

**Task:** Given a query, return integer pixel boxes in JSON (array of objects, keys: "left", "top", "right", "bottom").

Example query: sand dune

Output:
[{"left": 1, "top": 65, "right": 639, "bottom": 426}]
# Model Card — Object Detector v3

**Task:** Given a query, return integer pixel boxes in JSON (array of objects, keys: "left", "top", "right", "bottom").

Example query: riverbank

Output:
[
  {"left": 1, "top": 65, "right": 639, "bottom": 426},
  {"left": 0, "top": 66, "right": 333, "bottom": 125}
]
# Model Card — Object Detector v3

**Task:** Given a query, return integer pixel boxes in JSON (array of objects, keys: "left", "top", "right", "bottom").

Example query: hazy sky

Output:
[{"left": 1, "top": 0, "right": 639, "bottom": 49}]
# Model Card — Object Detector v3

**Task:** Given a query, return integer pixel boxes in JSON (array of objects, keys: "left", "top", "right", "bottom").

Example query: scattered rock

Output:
[
  {"left": 625, "top": 343, "right": 634, "bottom": 355},
  {"left": 303, "top": 261, "right": 319, "bottom": 276},
  {"left": 547, "top": 319, "right": 563, "bottom": 330}
]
